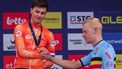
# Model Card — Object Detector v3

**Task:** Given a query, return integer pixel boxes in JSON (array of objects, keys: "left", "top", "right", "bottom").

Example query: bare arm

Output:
[
  {"left": 40, "top": 48, "right": 83, "bottom": 69},
  {"left": 39, "top": 47, "right": 84, "bottom": 69},
  {"left": 49, "top": 56, "right": 82, "bottom": 69},
  {"left": 43, "top": 60, "right": 53, "bottom": 69}
]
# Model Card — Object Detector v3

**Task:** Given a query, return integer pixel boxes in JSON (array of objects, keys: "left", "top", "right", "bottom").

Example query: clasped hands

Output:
[{"left": 38, "top": 47, "right": 51, "bottom": 60}]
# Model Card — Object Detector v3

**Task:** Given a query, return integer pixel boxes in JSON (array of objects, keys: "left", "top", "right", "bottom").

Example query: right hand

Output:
[{"left": 39, "top": 47, "right": 51, "bottom": 60}]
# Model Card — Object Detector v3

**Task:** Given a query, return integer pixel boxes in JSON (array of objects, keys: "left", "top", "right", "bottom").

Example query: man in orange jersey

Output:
[{"left": 14, "top": 0, "right": 55, "bottom": 69}]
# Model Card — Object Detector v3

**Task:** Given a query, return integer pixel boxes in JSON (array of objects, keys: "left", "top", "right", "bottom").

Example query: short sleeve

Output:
[{"left": 80, "top": 52, "right": 92, "bottom": 67}]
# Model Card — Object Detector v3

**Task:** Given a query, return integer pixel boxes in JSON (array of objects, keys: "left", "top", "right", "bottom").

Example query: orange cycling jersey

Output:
[{"left": 14, "top": 21, "right": 55, "bottom": 69}]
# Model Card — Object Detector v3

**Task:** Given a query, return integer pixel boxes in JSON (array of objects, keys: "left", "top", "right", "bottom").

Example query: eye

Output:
[
  {"left": 41, "top": 12, "right": 46, "bottom": 15},
  {"left": 35, "top": 10, "right": 40, "bottom": 13}
]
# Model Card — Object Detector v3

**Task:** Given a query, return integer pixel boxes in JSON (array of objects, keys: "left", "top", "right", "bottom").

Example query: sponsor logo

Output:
[
  {"left": 69, "top": 39, "right": 82, "bottom": 44},
  {"left": 7, "top": 16, "right": 27, "bottom": 25},
  {"left": 101, "top": 16, "right": 122, "bottom": 24},
  {"left": 15, "top": 30, "right": 22, "bottom": 37},
  {"left": 116, "top": 59, "right": 122, "bottom": 64},
  {"left": 105, "top": 52, "right": 112, "bottom": 59},
  {"left": 70, "top": 16, "right": 76, "bottom": 22},
  {"left": 4, "top": 56, "right": 15, "bottom": 69},
  {"left": 68, "top": 55, "right": 86, "bottom": 69},
  {"left": 116, "top": 54, "right": 122, "bottom": 69},
  {"left": 25, "top": 35, "right": 32, "bottom": 39},
  {"left": 94, "top": 47, "right": 99, "bottom": 55},
  {"left": 50, "top": 40, "right": 59, "bottom": 47},
  {"left": 67, "top": 12, "right": 94, "bottom": 29},
  {"left": 3, "top": 34, "right": 15, "bottom": 51},
  {"left": 3, "top": 12, "right": 29, "bottom": 29},
  {"left": 68, "top": 55, "right": 86, "bottom": 61},
  {"left": 98, "top": 11, "right": 122, "bottom": 29},
  {"left": 6, "top": 62, "right": 13, "bottom": 69},
  {"left": 42, "top": 12, "right": 62, "bottom": 29},
  {"left": 106, "top": 39, "right": 122, "bottom": 44},
  {"left": 43, "top": 17, "right": 59, "bottom": 23},
  {"left": 70, "top": 16, "right": 90, "bottom": 24},
  {"left": 54, "top": 34, "right": 62, "bottom": 50},
  {"left": 103, "top": 33, "right": 122, "bottom": 50},
  {"left": 106, "top": 61, "right": 113, "bottom": 67},
  {"left": 68, "top": 33, "right": 93, "bottom": 50}
]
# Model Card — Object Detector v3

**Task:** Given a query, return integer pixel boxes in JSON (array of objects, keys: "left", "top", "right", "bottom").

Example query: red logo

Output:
[
  {"left": 68, "top": 55, "right": 86, "bottom": 61},
  {"left": 105, "top": 52, "right": 112, "bottom": 59},
  {"left": 4, "top": 56, "right": 15, "bottom": 69},
  {"left": 54, "top": 33, "right": 62, "bottom": 51},
  {"left": 106, "top": 61, "right": 113, "bottom": 67},
  {"left": 68, "top": 55, "right": 87, "bottom": 69},
  {"left": 3, "top": 12, "right": 29, "bottom": 29}
]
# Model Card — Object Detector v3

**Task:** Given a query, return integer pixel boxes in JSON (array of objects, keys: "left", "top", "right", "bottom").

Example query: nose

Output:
[{"left": 38, "top": 13, "right": 43, "bottom": 17}]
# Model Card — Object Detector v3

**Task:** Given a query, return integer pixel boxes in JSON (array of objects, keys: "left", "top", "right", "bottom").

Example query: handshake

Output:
[{"left": 38, "top": 47, "right": 52, "bottom": 60}]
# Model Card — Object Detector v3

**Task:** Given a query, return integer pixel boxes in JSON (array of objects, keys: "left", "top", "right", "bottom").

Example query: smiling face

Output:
[{"left": 30, "top": 6, "right": 47, "bottom": 25}]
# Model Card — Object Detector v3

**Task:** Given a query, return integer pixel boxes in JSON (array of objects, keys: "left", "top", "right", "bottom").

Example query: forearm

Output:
[
  {"left": 43, "top": 60, "right": 53, "bottom": 69},
  {"left": 49, "top": 56, "right": 77, "bottom": 69},
  {"left": 18, "top": 49, "right": 39, "bottom": 59}
]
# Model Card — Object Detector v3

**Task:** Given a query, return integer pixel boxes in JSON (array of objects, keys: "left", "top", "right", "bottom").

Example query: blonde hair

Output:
[{"left": 83, "top": 17, "right": 102, "bottom": 30}]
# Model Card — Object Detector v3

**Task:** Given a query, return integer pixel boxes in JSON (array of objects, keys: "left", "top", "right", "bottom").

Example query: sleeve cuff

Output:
[{"left": 79, "top": 59, "right": 84, "bottom": 67}]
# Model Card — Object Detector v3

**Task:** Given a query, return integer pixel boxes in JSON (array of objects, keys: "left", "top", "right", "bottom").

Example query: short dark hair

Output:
[{"left": 31, "top": 0, "right": 48, "bottom": 10}]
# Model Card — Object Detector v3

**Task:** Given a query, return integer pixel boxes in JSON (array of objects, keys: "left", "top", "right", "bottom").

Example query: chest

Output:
[
  {"left": 91, "top": 47, "right": 101, "bottom": 58},
  {"left": 23, "top": 28, "right": 48, "bottom": 47}
]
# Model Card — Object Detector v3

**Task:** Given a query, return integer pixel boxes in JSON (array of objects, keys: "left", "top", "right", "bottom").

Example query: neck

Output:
[
  {"left": 92, "top": 35, "right": 103, "bottom": 46},
  {"left": 31, "top": 20, "right": 41, "bottom": 27}
]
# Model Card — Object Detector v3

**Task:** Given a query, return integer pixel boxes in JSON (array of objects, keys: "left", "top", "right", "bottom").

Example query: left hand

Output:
[{"left": 38, "top": 47, "right": 50, "bottom": 60}]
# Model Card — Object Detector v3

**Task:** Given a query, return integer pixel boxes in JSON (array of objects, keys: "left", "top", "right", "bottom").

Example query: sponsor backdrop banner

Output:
[
  {"left": 68, "top": 33, "right": 93, "bottom": 50},
  {"left": 0, "top": 0, "right": 122, "bottom": 69},
  {"left": 3, "top": 12, "right": 29, "bottom": 30},
  {"left": 3, "top": 55, "right": 63, "bottom": 69},
  {"left": 42, "top": 12, "right": 62, "bottom": 29},
  {"left": 3, "top": 33, "right": 62, "bottom": 51},
  {"left": 3, "top": 34, "right": 15, "bottom": 51},
  {"left": 116, "top": 54, "right": 122, "bottom": 69},
  {"left": 67, "top": 12, "right": 94, "bottom": 29},
  {"left": 3, "top": 56, "right": 15, "bottom": 69},
  {"left": 98, "top": 11, "right": 122, "bottom": 29},
  {"left": 103, "top": 33, "right": 122, "bottom": 50},
  {"left": 68, "top": 55, "right": 88, "bottom": 69}
]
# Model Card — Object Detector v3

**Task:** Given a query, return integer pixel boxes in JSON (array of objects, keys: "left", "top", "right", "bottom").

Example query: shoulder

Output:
[
  {"left": 42, "top": 26, "right": 54, "bottom": 39},
  {"left": 14, "top": 21, "right": 28, "bottom": 32},
  {"left": 42, "top": 26, "right": 49, "bottom": 32},
  {"left": 42, "top": 26, "right": 53, "bottom": 34},
  {"left": 99, "top": 41, "right": 112, "bottom": 50},
  {"left": 99, "top": 41, "right": 114, "bottom": 55}
]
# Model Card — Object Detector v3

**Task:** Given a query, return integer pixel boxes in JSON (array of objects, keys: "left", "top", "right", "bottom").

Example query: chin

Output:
[
  {"left": 35, "top": 19, "right": 42, "bottom": 23},
  {"left": 86, "top": 41, "right": 90, "bottom": 44},
  {"left": 36, "top": 20, "right": 41, "bottom": 22}
]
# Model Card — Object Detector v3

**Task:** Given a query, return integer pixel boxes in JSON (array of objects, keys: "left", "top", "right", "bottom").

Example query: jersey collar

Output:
[
  {"left": 30, "top": 21, "right": 42, "bottom": 29},
  {"left": 93, "top": 40, "right": 103, "bottom": 47}
]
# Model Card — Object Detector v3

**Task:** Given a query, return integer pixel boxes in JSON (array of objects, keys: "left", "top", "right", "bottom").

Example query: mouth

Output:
[{"left": 36, "top": 18, "right": 42, "bottom": 22}]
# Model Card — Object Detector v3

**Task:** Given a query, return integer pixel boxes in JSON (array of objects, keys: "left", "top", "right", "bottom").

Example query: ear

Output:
[
  {"left": 94, "top": 27, "right": 99, "bottom": 33},
  {"left": 94, "top": 27, "right": 99, "bottom": 34}
]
